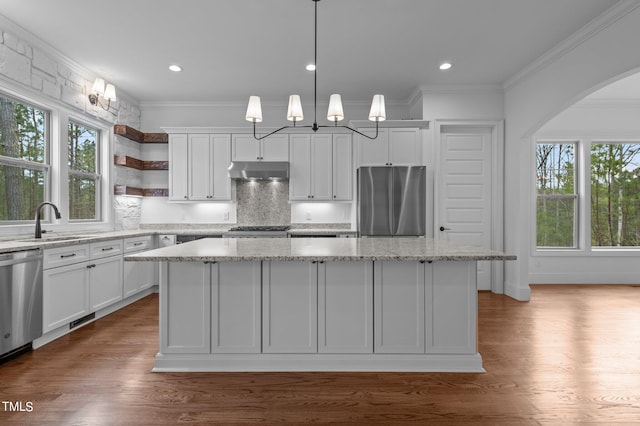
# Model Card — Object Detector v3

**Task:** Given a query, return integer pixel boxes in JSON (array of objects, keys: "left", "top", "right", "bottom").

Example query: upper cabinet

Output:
[
  {"left": 358, "top": 128, "right": 422, "bottom": 166},
  {"left": 289, "top": 133, "right": 352, "bottom": 201},
  {"left": 168, "top": 133, "right": 231, "bottom": 201},
  {"left": 232, "top": 134, "right": 289, "bottom": 161}
]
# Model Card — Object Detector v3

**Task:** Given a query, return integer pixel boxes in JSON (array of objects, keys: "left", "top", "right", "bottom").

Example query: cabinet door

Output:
[
  {"left": 168, "top": 134, "right": 188, "bottom": 201},
  {"left": 262, "top": 261, "right": 317, "bottom": 353},
  {"left": 188, "top": 134, "right": 212, "bottom": 200},
  {"left": 289, "top": 135, "right": 311, "bottom": 200},
  {"left": 332, "top": 134, "right": 352, "bottom": 200},
  {"left": 211, "top": 261, "right": 261, "bottom": 353},
  {"left": 310, "top": 134, "right": 333, "bottom": 200},
  {"left": 123, "top": 261, "right": 138, "bottom": 298},
  {"left": 43, "top": 263, "right": 89, "bottom": 333},
  {"left": 426, "top": 261, "right": 477, "bottom": 354},
  {"left": 358, "top": 128, "right": 389, "bottom": 166},
  {"left": 138, "top": 261, "right": 155, "bottom": 292},
  {"left": 90, "top": 256, "right": 123, "bottom": 312},
  {"left": 261, "top": 134, "right": 289, "bottom": 161},
  {"left": 389, "top": 128, "right": 421, "bottom": 166},
  {"left": 232, "top": 134, "right": 259, "bottom": 161},
  {"left": 374, "top": 261, "right": 425, "bottom": 353},
  {"left": 161, "top": 261, "right": 211, "bottom": 354},
  {"left": 211, "top": 134, "right": 231, "bottom": 200},
  {"left": 318, "top": 261, "right": 373, "bottom": 353}
]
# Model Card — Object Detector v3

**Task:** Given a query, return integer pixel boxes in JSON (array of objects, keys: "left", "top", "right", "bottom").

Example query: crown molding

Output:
[{"left": 503, "top": 0, "right": 640, "bottom": 91}]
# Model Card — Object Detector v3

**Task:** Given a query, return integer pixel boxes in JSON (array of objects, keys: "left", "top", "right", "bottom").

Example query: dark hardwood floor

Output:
[{"left": 1, "top": 285, "right": 639, "bottom": 425}]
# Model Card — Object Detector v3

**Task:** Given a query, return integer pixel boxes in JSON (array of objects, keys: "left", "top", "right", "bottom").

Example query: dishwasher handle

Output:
[{"left": 0, "top": 250, "right": 43, "bottom": 267}]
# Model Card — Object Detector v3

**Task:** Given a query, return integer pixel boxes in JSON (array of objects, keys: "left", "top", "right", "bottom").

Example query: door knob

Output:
[{"left": 439, "top": 226, "right": 451, "bottom": 232}]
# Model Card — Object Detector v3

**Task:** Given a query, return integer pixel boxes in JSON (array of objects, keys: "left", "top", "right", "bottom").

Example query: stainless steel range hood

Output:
[{"left": 227, "top": 161, "right": 289, "bottom": 180}]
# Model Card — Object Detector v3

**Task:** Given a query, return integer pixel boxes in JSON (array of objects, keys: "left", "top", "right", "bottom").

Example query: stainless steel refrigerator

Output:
[{"left": 357, "top": 166, "right": 426, "bottom": 236}]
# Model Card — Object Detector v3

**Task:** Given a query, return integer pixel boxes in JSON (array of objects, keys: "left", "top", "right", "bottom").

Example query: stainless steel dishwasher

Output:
[{"left": 0, "top": 249, "right": 43, "bottom": 362}]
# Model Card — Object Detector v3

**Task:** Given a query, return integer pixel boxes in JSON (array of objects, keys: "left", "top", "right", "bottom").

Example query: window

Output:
[
  {"left": 536, "top": 143, "right": 577, "bottom": 248},
  {"left": 68, "top": 121, "right": 100, "bottom": 221},
  {"left": 0, "top": 94, "right": 49, "bottom": 221},
  {"left": 535, "top": 140, "right": 640, "bottom": 250},
  {"left": 591, "top": 143, "right": 640, "bottom": 247}
]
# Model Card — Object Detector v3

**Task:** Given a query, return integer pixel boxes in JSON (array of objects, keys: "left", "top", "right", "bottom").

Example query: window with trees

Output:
[
  {"left": 68, "top": 121, "right": 100, "bottom": 221},
  {"left": 536, "top": 140, "right": 640, "bottom": 250},
  {"left": 536, "top": 143, "right": 577, "bottom": 248},
  {"left": 0, "top": 94, "right": 48, "bottom": 222}
]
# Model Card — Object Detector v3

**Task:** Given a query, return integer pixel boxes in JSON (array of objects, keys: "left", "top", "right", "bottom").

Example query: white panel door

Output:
[
  {"left": 43, "top": 263, "right": 89, "bottom": 333},
  {"left": 332, "top": 134, "right": 352, "bottom": 200},
  {"left": 358, "top": 128, "right": 389, "bottom": 166},
  {"left": 168, "top": 134, "right": 188, "bottom": 201},
  {"left": 188, "top": 134, "right": 212, "bottom": 200},
  {"left": 388, "top": 128, "right": 421, "bottom": 166},
  {"left": 89, "top": 256, "right": 123, "bottom": 312},
  {"left": 318, "top": 261, "right": 373, "bottom": 353},
  {"left": 437, "top": 127, "right": 493, "bottom": 290},
  {"left": 374, "top": 261, "right": 425, "bottom": 354},
  {"left": 261, "top": 134, "right": 289, "bottom": 161},
  {"left": 289, "top": 135, "right": 312, "bottom": 200},
  {"left": 232, "top": 134, "right": 260, "bottom": 161},
  {"left": 262, "top": 261, "right": 317, "bottom": 353},
  {"left": 211, "top": 261, "right": 261, "bottom": 353},
  {"left": 310, "top": 134, "right": 333, "bottom": 200},
  {"left": 211, "top": 134, "right": 231, "bottom": 200}
]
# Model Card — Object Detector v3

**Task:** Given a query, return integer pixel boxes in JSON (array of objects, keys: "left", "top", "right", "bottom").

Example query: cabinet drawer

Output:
[
  {"left": 124, "top": 236, "right": 153, "bottom": 253},
  {"left": 90, "top": 239, "right": 123, "bottom": 260},
  {"left": 43, "top": 244, "right": 90, "bottom": 269}
]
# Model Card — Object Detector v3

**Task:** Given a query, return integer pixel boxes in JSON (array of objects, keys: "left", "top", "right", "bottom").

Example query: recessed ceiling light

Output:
[
  {"left": 306, "top": 64, "right": 316, "bottom": 71},
  {"left": 439, "top": 62, "right": 452, "bottom": 71},
  {"left": 169, "top": 64, "right": 182, "bottom": 72}
]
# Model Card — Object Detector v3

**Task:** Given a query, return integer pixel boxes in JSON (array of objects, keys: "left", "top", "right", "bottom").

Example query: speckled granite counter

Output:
[{"left": 126, "top": 236, "right": 515, "bottom": 262}]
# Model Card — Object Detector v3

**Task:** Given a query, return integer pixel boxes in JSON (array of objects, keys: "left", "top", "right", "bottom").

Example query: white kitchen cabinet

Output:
[
  {"left": 168, "top": 134, "right": 189, "bottom": 201},
  {"left": 262, "top": 261, "right": 317, "bottom": 353},
  {"left": 374, "top": 260, "right": 426, "bottom": 354},
  {"left": 123, "top": 236, "right": 156, "bottom": 298},
  {"left": 211, "top": 261, "right": 261, "bottom": 353},
  {"left": 89, "top": 256, "right": 123, "bottom": 312},
  {"left": 332, "top": 133, "right": 353, "bottom": 201},
  {"left": 160, "top": 261, "right": 211, "bottom": 354},
  {"left": 232, "top": 134, "right": 289, "bottom": 161},
  {"left": 358, "top": 127, "right": 422, "bottom": 166},
  {"left": 43, "top": 261, "right": 90, "bottom": 333},
  {"left": 318, "top": 261, "right": 373, "bottom": 353},
  {"left": 188, "top": 134, "right": 231, "bottom": 201},
  {"left": 289, "top": 133, "right": 352, "bottom": 201},
  {"left": 42, "top": 239, "right": 123, "bottom": 333},
  {"left": 289, "top": 134, "right": 333, "bottom": 200}
]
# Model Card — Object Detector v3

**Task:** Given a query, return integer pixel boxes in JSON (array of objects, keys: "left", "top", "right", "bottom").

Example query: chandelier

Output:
[{"left": 245, "top": 0, "right": 386, "bottom": 140}]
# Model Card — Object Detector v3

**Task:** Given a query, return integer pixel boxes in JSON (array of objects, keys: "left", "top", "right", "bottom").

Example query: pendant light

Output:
[{"left": 245, "top": 0, "right": 385, "bottom": 140}]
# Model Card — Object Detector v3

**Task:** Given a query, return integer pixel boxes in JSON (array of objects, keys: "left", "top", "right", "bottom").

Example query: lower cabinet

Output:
[
  {"left": 43, "top": 261, "right": 90, "bottom": 333},
  {"left": 123, "top": 236, "right": 156, "bottom": 298},
  {"left": 42, "top": 239, "right": 124, "bottom": 334}
]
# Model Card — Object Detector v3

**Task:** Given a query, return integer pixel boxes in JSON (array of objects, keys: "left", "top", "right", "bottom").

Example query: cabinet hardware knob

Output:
[{"left": 439, "top": 226, "right": 451, "bottom": 232}]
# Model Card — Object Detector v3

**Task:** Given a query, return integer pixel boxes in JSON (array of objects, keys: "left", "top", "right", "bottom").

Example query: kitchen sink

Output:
[{"left": 17, "top": 235, "right": 95, "bottom": 243}]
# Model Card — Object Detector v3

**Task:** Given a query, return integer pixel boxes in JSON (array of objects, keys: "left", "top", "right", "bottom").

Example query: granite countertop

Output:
[
  {"left": 125, "top": 237, "right": 516, "bottom": 262},
  {"left": 287, "top": 228, "right": 357, "bottom": 236}
]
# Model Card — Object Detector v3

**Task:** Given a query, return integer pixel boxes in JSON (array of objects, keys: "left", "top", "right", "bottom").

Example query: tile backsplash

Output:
[{"left": 236, "top": 180, "right": 290, "bottom": 225}]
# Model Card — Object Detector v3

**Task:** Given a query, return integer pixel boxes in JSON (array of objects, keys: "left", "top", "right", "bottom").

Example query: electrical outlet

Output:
[
  {"left": 305, "top": 211, "right": 312, "bottom": 221},
  {"left": 223, "top": 211, "right": 230, "bottom": 221}
]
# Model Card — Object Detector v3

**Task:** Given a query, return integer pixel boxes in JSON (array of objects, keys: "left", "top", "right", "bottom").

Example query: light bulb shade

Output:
[
  {"left": 368, "top": 94, "right": 386, "bottom": 122},
  {"left": 245, "top": 96, "right": 263, "bottom": 123},
  {"left": 327, "top": 94, "right": 344, "bottom": 122},
  {"left": 287, "top": 95, "right": 304, "bottom": 122},
  {"left": 91, "top": 78, "right": 106, "bottom": 96},
  {"left": 104, "top": 84, "right": 117, "bottom": 101}
]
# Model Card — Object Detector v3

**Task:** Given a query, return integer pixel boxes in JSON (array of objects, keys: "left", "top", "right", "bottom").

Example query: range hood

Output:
[{"left": 227, "top": 161, "right": 289, "bottom": 180}]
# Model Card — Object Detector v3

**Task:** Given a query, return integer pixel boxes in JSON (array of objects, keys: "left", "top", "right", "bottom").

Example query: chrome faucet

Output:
[{"left": 35, "top": 202, "right": 61, "bottom": 239}]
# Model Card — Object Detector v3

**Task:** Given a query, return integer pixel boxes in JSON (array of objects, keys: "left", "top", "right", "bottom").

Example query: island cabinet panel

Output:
[
  {"left": 374, "top": 261, "right": 426, "bottom": 354},
  {"left": 318, "top": 261, "right": 373, "bottom": 353},
  {"left": 161, "top": 262, "right": 211, "bottom": 354},
  {"left": 211, "top": 261, "right": 261, "bottom": 354},
  {"left": 426, "top": 261, "right": 477, "bottom": 354},
  {"left": 262, "top": 261, "right": 318, "bottom": 353}
]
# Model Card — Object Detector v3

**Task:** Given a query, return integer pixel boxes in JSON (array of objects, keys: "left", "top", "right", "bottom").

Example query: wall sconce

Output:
[{"left": 88, "top": 78, "right": 117, "bottom": 110}]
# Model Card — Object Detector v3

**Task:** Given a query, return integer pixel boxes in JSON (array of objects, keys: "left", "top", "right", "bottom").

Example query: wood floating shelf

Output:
[
  {"left": 114, "top": 124, "right": 168, "bottom": 143},
  {"left": 114, "top": 185, "right": 168, "bottom": 197},
  {"left": 114, "top": 155, "right": 168, "bottom": 171}
]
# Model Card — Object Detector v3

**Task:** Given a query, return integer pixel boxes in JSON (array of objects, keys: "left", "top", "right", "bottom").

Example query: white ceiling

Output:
[{"left": 0, "top": 0, "right": 628, "bottom": 104}]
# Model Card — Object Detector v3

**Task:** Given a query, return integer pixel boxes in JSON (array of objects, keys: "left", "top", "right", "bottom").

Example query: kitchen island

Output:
[{"left": 126, "top": 237, "right": 515, "bottom": 372}]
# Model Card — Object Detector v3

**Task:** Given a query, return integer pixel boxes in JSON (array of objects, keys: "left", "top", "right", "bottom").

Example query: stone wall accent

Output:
[{"left": 0, "top": 25, "right": 142, "bottom": 230}]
